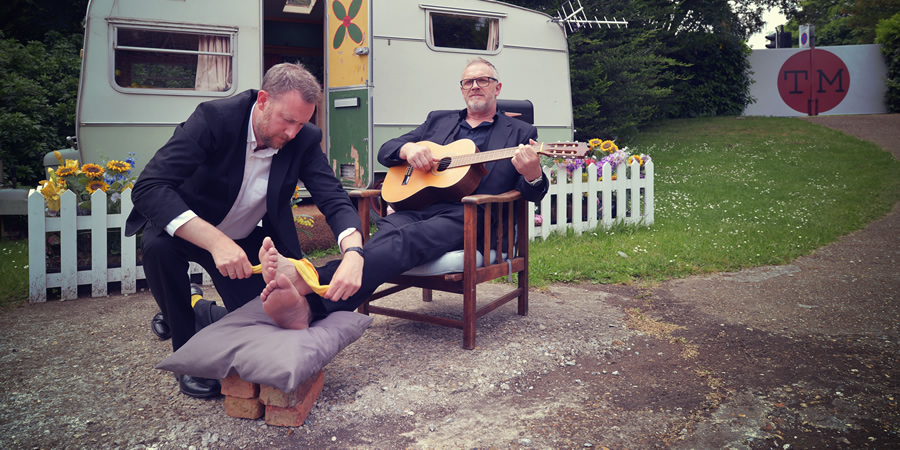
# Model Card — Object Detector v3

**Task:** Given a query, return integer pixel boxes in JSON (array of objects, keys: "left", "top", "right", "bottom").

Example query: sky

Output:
[{"left": 746, "top": 8, "right": 789, "bottom": 49}]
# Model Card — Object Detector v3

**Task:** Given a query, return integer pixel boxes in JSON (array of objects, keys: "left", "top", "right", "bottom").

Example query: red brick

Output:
[
  {"left": 259, "top": 370, "right": 324, "bottom": 408},
  {"left": 264, "top": 372, "right": 324, "bottom": 427},
  {"left": 220, "top": 373, "right": 259, "bottom": 399},
  {"left": 224, "top": 396, "right": 264, "bottom": 419}
]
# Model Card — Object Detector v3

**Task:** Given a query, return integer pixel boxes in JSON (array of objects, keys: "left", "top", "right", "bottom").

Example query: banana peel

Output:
[{"left": 251, "top": 258, "right": 329, "bottom": 296}]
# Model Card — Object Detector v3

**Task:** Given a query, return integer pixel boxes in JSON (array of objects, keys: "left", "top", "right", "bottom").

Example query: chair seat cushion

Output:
[
  {"left": 156, "top": 297, "right": 373, "bottom": 392},
  {"left": 403, "top": 249, "right": 508, "bottom": 276}
]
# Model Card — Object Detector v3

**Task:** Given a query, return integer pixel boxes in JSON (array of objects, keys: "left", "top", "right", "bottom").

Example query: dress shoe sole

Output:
[{"left": 179, "top": 386, "right": 221, "bottom": 398}]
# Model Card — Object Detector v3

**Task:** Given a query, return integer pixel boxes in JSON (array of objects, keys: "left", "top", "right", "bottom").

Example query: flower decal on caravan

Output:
[{"left": 332, "top": 0, "right": 363, "bottom": 49}]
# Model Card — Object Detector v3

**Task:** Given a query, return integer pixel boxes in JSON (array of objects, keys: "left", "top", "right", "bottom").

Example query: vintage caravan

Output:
[{"left": 75, "top": 0, "right": 574, "bottom": 189}]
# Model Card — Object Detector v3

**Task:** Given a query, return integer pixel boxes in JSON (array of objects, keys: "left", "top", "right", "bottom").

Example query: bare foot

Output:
[
  {"left": 260, "top": 274, "right": 311, "bottom": 330},
  {"left": 258, "top": 236, "right": 313, "bottom": 295}
]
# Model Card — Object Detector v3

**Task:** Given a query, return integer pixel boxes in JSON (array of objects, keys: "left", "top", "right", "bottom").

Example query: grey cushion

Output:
[
  {"left": 403, "top": 250, "right": 511, "bottom": 276},
  {"left": 156, "top": 297, "right": 372, "bottom": 393}
]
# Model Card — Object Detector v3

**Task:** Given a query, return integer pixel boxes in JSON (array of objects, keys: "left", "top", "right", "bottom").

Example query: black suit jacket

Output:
[
  {"left": 378, "top": 109, "right": 548, "bottom": 203},
  {"left": 125, "top": 89, "right": 360, "bottom": 259}
]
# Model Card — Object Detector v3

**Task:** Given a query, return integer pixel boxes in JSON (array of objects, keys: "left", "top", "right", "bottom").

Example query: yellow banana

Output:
[{"left": 251, "top": 258, "right": 329, "bottom": 296}]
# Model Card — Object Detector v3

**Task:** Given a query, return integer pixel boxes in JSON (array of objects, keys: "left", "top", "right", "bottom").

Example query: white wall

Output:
[{"left": 744, "top": 44, "right": 888, "bottom": 116}]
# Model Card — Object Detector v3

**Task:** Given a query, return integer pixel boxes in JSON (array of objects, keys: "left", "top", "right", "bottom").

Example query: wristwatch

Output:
[
  {"left": 527, "top": 175, "right": 544, "bottom": 186},
  {"left": 343, "top": 246, "right": 365, "bottom": 257}
]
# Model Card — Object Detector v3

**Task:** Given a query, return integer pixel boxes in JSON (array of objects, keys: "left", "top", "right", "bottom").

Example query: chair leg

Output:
[
  {"left": 422, "top": 288, "right": 432, "bottom": 302},
  {"left": 462, "top": 287, "right": 476, "bottom": 350},
  {"left": 518, "top": 273, "right": 528, "bottom": 316}
]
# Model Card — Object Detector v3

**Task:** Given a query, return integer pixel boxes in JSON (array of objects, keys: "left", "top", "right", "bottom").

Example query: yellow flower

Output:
[
  {"left": 39, "top": 179, "right": 64, "bottom": 211},
  {"left": 62, "top": 159, "right": 80, "bottom": 170},
  {"left": 81, "top": 163, "right": 105, "bottom": 179},
  {"left": 293, "top": 215, "right": 315, "bottom": 228},
  {"left": 600, "top": 140, "right": 618, "bottom": 153},
  {"left": 629, "top": 155, "right": 643, "bottom": 165},
  {"left": 85, "top": 179, "right": 110, "bottom": 193},
  {"left": 106, "top": 160, "right": 132, "bottom": 173},
  {"left": 588, "top": 138, "right": 603, "bottom": 149},
  {"left": 56, "top": 166, "right": 78, "bottom": 177}
]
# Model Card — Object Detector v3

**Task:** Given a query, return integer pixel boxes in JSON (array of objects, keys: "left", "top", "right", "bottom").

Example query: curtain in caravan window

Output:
[
  {"left": 195, "top": 36, "right": 232, "bottom": 91},
  {"left": 487, "top": 20, "right": 499, "bottom": 51}
]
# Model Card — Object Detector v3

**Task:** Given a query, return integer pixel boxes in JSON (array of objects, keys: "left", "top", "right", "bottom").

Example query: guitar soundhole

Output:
[{"left": 436, "top": 157, "right": 452, "bottom": 172}]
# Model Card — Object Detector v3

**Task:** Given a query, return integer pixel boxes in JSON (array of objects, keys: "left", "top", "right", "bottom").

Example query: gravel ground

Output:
[{"left": 1, "top": 115, "right": 898, "bottom": 449}]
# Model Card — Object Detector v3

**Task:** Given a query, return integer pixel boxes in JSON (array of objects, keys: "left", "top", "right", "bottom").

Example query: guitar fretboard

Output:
[{"left": 445, "top": 146, "right": 521, "bottom": 169}]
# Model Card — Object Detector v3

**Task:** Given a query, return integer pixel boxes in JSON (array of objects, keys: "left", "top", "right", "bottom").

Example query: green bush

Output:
[
  {"left": 569, "top": 28, "right": 679, "bottom": 142},
  {"left": 658, "top": 32, "right": 753, "bottom": 118},
  {"left": 0, "top": 31, "right": 82, "bottom": 188},
  {"left": 876, "top": 12, "right": 900, "bottom": 112}
]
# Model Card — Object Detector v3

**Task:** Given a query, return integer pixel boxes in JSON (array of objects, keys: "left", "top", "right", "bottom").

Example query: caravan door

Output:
[{"left": 326, "top": 0, "right": 373, "bottom": 188}]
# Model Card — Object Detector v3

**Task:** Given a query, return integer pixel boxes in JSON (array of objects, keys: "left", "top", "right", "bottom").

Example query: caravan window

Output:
[
  {"left": 427, "top": 12, "right": 500, "bottom": 53},
  {"left": 112, "top": 26, "right": 235, "bottom": 94}
]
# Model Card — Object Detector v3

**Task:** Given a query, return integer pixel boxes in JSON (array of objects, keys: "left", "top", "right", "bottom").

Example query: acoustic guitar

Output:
[{"left": 382, "top": 139, "right": 589, "bottom": 211}]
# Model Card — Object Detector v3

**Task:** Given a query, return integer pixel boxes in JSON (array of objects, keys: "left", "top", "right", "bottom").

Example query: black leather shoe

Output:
[
  {"left": 176, "top": 374, "right": 221, "bottom": 398},
  {"left": 151, "top": 312, "right": 171, "bottom": 340},
  {"left": 190, "top": 283, "right": 204, "bottom": 298}
]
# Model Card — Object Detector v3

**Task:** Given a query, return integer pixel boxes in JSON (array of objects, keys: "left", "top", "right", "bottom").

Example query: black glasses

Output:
[{"left": 460, "top": 76, "right": 498, "bottom": 89}]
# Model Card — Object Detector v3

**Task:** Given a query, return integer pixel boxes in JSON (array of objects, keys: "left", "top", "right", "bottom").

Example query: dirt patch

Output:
[{"left": 1, "top": 115, "right": 899, "bottom": 448}]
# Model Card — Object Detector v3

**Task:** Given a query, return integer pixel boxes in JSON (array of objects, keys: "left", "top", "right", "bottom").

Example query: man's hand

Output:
[
  {"left": 174, "top": 216, "right": 252, "bottom": 279},
  {"left": 209, "top": 239, "right": 253, "bottom": 280},
  {"left": 323, "top": 251, "right": 363, "bottom": 301},
  {"left": 511, "top": 139, "right": 543, "bottom": 182},
  {"left": 323, "top": 230, "right": 364, "bottom": 301},
  {"left": 399, "top": 142, "right": 440, "bottom": 171}
]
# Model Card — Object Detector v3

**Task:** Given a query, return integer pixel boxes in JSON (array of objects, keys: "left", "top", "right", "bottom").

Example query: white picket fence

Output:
[
  {"left": 26, "top": 162, "right": 652, "bottom": 301},
  {"left": 27, "top": 188, "right": 210, "bottom": 302},
  {"left": 528, "top": 160, "right": 654, "bottom": 240}
]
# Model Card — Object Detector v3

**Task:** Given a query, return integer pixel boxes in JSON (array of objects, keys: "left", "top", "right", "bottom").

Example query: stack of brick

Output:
[{"left": 220, "top": 370, "right": 324, "bottom": 427}]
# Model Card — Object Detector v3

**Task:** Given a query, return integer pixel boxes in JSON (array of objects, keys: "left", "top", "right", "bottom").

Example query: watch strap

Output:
[{"left": 344, "top": 246, "right": 365, "bottom": 257}]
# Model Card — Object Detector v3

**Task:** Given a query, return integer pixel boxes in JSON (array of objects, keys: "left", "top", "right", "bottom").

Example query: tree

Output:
[
  {"left": 1, "top": 0, "right": 89, "bottom": 42},
  {"left": 876, "top": 12, "right": 900, "bottom": 111},
  {"left": 0, "top": 31, "right": 82, "bottom": 188},
  {"left": 504, "top": 0, "right": 761, "bottom": 140},
  {"left": 784, "top": 0, "right": 900, "bottom": 46}
]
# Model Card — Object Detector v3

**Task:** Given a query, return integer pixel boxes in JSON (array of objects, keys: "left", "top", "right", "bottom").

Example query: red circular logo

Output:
[{"left": 777, "top": 49, "right": 849, "bottom": 114}]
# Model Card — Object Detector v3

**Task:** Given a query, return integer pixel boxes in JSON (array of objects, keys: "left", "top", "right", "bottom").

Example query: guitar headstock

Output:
[{"left": 535, "top": 142, "right": 591, "bottom": 159}]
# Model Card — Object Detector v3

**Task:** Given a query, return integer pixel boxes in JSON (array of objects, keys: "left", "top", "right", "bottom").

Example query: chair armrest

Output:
[
  {"left": 348, "top": 189, "right": 381, "bottom": 199},
  {"left": 349, "top": 189, "right": 384, "bottom": 243},
  {"left": 460, "top": 190, "right": 522, "bottom": 205}
]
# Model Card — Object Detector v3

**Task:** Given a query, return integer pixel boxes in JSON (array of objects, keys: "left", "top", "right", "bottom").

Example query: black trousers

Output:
[
  {"left": 141, "top": 224, "right": 267, "bottom": 351},
  {"left": 309, "top": 203, "right": 467, "bottom": 319}
]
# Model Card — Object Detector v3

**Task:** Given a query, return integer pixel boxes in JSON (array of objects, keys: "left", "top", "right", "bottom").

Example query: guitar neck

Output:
[{"left": 444, "top": 145, "right": 528, "bottom": 169}]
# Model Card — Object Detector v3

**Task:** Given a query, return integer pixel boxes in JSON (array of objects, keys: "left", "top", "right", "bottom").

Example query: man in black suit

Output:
[
  {"left": 265, "top": 57, "right": 548, "bottom": 320},
  {"left": 125, "top": 63, "right": 364, "bottom": 398}
]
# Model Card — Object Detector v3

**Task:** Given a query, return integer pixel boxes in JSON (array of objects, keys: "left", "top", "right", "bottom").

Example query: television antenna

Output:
[{"left": 552, "top": 0, "right": 629, "bottom": 35}]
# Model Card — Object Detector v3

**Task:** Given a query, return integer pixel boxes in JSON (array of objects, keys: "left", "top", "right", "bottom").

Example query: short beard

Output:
[
  {"left": 466, "top": 96, "right": 492, "bottom": 114},
  {"left": 255, "top": 110, "right": 288, "bottom": 149}
]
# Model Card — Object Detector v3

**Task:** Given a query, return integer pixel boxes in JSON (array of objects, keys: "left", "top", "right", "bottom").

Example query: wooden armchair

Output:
[{"left": 349, "top": 189, "right": 530, "bottom": 349}]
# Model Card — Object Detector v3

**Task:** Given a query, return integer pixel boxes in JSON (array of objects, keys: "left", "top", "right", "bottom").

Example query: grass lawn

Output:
[
  {"left": 528, "top": 116, "right": 900, "bottom": 287},
  {"left": 0, "top": 239, "right": 29, "bottom": 308},
  {"left": 4, "top": 116, "right": 899, "bottom": 306}
]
